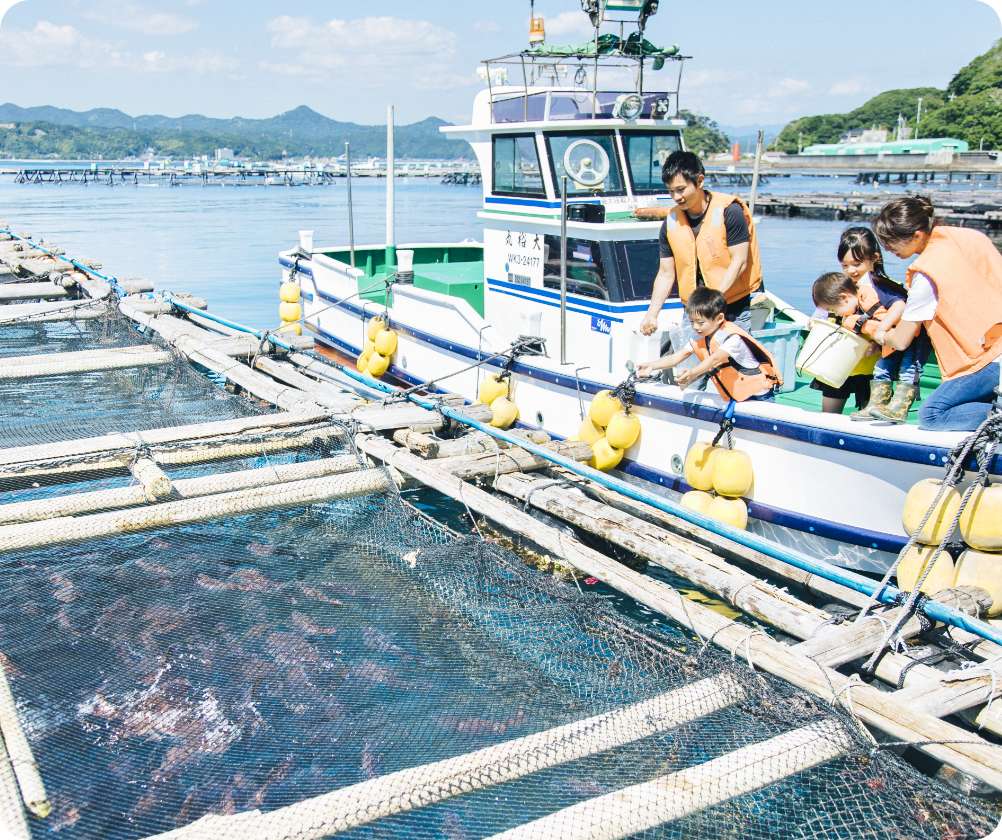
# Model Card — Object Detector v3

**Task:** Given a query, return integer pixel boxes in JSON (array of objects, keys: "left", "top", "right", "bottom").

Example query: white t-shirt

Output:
[{"left": 903, "top": 272, "right": 938, "bottom": 322}]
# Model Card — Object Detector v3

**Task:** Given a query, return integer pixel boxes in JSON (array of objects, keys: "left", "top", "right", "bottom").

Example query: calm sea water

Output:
[{"left": 1, "top": 173, "right": 990, "bottom": 325}]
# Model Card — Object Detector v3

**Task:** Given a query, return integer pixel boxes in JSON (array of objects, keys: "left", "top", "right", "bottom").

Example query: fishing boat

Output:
[{"left": 279, "top": 1, "right": 1001, "bottom": 573}]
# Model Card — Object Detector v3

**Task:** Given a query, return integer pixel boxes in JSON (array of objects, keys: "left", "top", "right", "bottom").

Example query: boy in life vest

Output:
[{"left": 637, "top": 287, "right": 782, "bottom": 401}]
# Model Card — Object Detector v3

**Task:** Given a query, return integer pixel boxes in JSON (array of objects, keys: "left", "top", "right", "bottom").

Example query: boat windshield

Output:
[
  {"left": 622, "top": 130, "right": 683, "bottom": 193},
  {"left": 542, "top": 237, "right": 660, "bottom": 302},
  {"left": 544, "top": 131, "right": 625, "bottom": 196}
]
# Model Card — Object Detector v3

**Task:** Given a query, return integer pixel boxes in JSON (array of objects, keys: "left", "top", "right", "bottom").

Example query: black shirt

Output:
[{"left": 658, "top": 193, "right": 750, "bottom": 286}]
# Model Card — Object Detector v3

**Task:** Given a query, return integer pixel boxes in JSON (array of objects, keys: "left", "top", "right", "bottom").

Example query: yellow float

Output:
[
  {"left": 367, "top": 317, "right": 385, "bottom": 341},
  {"left": 478, "top": 373, "right": 509, "bottom": 406},
  {"left": 590, "top": 437, "right": 624, "bottom": 471},
  {"left": 606, "top": 410, "right": 641, "bottom": 451},
  {"left": 279, "top": 281, "right": 301, "bottom": 303},
  {"left": 707, "top": 496, "right": 748, "bottom": 531},
  {"left": 489, "top": 396, "right": 519, "bottom": 429},
  {"left": 959, "top": 482, "right": 1002, "bottom": 552},
  {"left": 902, "top": 479, "right": 962, "bottom": 545},
  {"left": 278, "top": 322, "right": 302, "bottom": 336},
  {"left": 683, "top": 442, "right": 719, "bottom": 493},
  {"left": 680, "top": 490, "right": 714, "bottom": 516},
  {"left": 588, "top": 390, "right": 623, "bottom": 429},
  {"left": 895, "top": 543, "right": 955, "bottom": 595},
  {"left": 574, "top": 417, "right": 604, "bottom": 445},
  {"left": 356, "top": 350, "right": 372, "bottom": 372},
  {"left": 367, "top": 352, "right": 390, "bottom": 378},
  {"left": 953, "top": 548, "right": 1002, "bottom": 617},
  {"left": 712, "top": 449, "right": 754, "bottom": 499},
  {"left": 374, "top": 328, "right": 398, "bottom": 357}
]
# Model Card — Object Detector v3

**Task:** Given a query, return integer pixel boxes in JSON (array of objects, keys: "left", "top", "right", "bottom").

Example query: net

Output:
[{"left": 0, "top": 306, "right": 998, "bottom": 840}]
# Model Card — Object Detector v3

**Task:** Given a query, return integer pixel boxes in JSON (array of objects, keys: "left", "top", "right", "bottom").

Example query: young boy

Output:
[{"left": 638, "top": 287, "right": 782, "bottom": 401}]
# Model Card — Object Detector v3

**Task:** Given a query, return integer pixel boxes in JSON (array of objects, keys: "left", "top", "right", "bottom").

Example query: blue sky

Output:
[{"left": 0, "top": 1, "right": 998, "bottom": 127}]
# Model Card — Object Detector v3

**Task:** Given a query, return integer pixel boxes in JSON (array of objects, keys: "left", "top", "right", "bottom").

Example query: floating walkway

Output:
[{"left": 0, "top": 227, "right": 999, "bottom": 838}]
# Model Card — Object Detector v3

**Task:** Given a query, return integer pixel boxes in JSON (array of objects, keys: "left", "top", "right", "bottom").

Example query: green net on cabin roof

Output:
[{"left": 0, "top": 305, "right": 997, "bottom": 840}]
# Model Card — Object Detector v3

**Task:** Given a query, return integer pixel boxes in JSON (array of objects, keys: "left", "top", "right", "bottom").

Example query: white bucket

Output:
[
  {"left": 298, "top": 230, "right": 314, "bottom": 252},
  {"left": 795, "top": 318, "right": 872, "bottom": 388},
  {"left": 397, "top": 249, "right": 414, "bottom": 273}
]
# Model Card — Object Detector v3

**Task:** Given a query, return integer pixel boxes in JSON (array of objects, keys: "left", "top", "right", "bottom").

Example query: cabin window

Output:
[
  {"left": 492, "top": 94, "right": 547, "bottom": 124},
  {"left": 607, "top": 240, "right": 660, "bottom": 300},
  {"left": 623, "top": 131, "right": 683, "bottom": 194},
  {"left": 492, "top": 135, "right": 546, "bottom": 196},
  {"left": 544, "top": 131, "right": 625, "bottom": 197},
  {"left": 542, "top": 235, "right": 609, "bottom": 300}
]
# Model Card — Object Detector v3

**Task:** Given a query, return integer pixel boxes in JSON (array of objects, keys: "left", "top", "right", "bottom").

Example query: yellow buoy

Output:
[
  {"left": 959, "top": 483, "right": 1002, "bottom": 552},
  {"left": 896, "top": 543, "right": 955, "bottom": 595},
  {"left": 277, "top": 322, "right": 303, "bottom": 336},
  {"left": 363, "top": 338, "right": 376, "bottom": 356},
  {"left": 680, "top": 490, "right": 714, "bottom": 516},
  {"left": 588, "top": 390, "right": 623, "bottom": 429},
  {"left": 356, "top": 350, "right": 372, "bottom": 372},
  {"left": 489, "top": 396, "right": 519, "bottom": 429},
  {"left": 279, "top": 281, "right": 301, "bottom": 303},
  {"left": 902, "top": 479, "right": 962, "bottom": 545},
  {"left": 367, "top": 352, "right": 390, "bottom": 378},
  {"left": 954, "top": 548, "right": 1002, "bottom": 617},
  {"left": 279, "top": 301, "right": 302, "bottom": 323},
  {"left": 712, "top": 449, "right": 754, "bottom": 499},
  {"left": 683, "top": 442, "right": 719, "bottom": 493},
  {"left": 707, "top": 496, "right": 748, "bottom": 531},
  {"left": 590, "top": 437, "right": 624, "bottom": 471},
  {"left": 606, "top": 410, "right": 641, "bottom": 450},
  {"left": 478, "top": 374, "right": 509, "bottom": 406},
  {"left": 574, "top": 417, "right": 604, "bottom": 445},
  {"left": 367, "top": 318, "right": 385, "bottom": 341},
  {"left": 374, "top": 328, "right": 398, "bottom": 357}
]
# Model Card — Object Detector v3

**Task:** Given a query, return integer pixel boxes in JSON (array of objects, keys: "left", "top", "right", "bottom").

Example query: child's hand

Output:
[
  {"left": 841, "top": 314, "right": 860, "bottom": 332},
  {"left": 676, "top": 368, "right": 696, "bottom": 387}
]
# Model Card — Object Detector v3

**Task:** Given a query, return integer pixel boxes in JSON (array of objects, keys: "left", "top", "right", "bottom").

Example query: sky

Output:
[{"left": 0, "top": 1, "right": 999, "bottom": 128}]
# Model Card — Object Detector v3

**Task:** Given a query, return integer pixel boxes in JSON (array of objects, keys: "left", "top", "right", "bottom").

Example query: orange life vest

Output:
[
  {"left": 905, "top": 226, "right": 1002, "bottom": 380},
  {"left": 692, "top": 321, "right": 782, "bottom": 401},
  {"left": 664, "top": 191, "right": 763, "bottom": 304}
]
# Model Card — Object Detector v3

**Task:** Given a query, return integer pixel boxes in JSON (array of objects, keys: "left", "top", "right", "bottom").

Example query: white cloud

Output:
[
  {"left": 684, "top": 68, "right": 741, "bottom": 90},
  {"left": 828, "top": 79, "right": 864, "bottom": 96},
  {"left": 84, "top": 2, "right": 197, "bottom": 35},
  {"left": 473, "top": 20, "right": 501, "bottom": 34},
  {"left": 0, "top": 20, "right": 111, "bottom": 68},
  {"left": 264, "top": 15, "right": 461, "bottom": 86},
  {"left": 768, "top": 78, "right": 810, "bottom": 98},
  {"left": 139, "top": 48, "right": 238, "bottom": 74},
  {"left": 544, "top": 11, "right": 593, "bottom": 38}
]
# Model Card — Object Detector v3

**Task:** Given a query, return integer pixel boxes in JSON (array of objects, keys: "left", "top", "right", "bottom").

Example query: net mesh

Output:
[{"left": 0, "top": 306, "right": 998, "bottom": 840}]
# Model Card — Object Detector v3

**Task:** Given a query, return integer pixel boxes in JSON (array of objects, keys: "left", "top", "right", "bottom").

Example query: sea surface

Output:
[{"left": 2, "top": 172, "right": 997, "bottom": 326}]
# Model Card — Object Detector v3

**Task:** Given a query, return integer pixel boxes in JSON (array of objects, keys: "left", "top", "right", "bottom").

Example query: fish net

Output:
[{"left": 0, "top": 308, "right": 998, "bottom": 840}]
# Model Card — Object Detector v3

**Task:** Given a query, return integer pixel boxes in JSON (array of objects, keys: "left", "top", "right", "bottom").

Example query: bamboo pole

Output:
[
  {"left": 146, "top": 674, "right": 745, "bottom": 840},
  {"left": 251, "top": 357, "right": 358, "bottom": 412},
  {"left": 0, "top": 299, "right": 106, "bottom": 324},
  {"left": 357, "top": 435, "right": 1002, "bottom": 790},
  {"left": 0, "top": 660, "right": 48, "bottom": 818},
  {"left": 0, "top": 469, "right": 392, "bottom": 553},
  {"left": 0, "top": 345, "right": 172, "bottom": 380},
  {"left": 489, "top": 719, "right": 852, "bottom": 840},
  {"left": 392, "top": 429, "right": 551, "bottom": 460},
  {"left": 0, "top": 455, "right": 362, "bottom": 525},
  {"left": 436, "top": 440, "right": 592, "bottom": 481},
  {"left": 128, "top": 458, "right": 172, "bottom": 501},
  {"left": 0, "top": 737, "right": 30, "bottom": 840}
]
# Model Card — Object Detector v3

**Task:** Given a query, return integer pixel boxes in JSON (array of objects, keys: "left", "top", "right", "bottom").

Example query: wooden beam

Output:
[
  {"left": 392, "top": 429, "right": 551, "bottom": 459},
  {"left": 0, "top": 282, "right": 68, "bottom": 302},
  {"left": 0, "top": 345, "right": 172, "bottom": 380},
  {"left": 0, "top": 660, "right": 48, "bottom": 818},
  {"left": 0, "top": 299, "right": 106, "bottom": 324},
  {"left": 145, "top": 674, "right": 745, "bottom": 840},
  {"left": 357, "top": 435, "right": 1002, "bottom": 790},
  {"left": 436, "top": 440, "right": 592, "bottom": 481},
  {"left": 0, "top": 738, "right": 30, "bottom": 840}
]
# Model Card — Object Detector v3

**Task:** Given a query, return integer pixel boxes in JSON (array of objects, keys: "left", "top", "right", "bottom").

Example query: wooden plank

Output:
[
  {"left": 357, "top": 435, "right": 1002, "bottom": 790},
  {"left": 146, "top": 674, "right": 745, "bottom": 840},
  {"left": 437, "top": 440, "right": 592, "bottom": 481},
  {"left": 392, "top": 429, "right": 551, "bottom": 459},
  {"left": 0, "top": 738, "right": 30, "bottom": 840},
  {"left": 252, "top": 356, "right": 359, "bottom": 412},
  {"left": 490, "top": 720, "right": 851, "bottom": 840},
  {"left": 0, "top": 345, "right": 172, "bottom": 379},
  {"left": 0, "top": 456, "right": 362, "bottom": 525},
  {"left": 347, "top": 402, "right": 494, "bottom": 433},
  {"left": 0, "top": 659, "right": 48, "bottom": 818},
  {"left": 0, "top": 298, "right": 106, "bottom": 324},
  {"left": 0, "top": 282, "right": 68, "bottom": 302},
  {"left": 0, "top": 469, "right": 392, "bottom": 552}
]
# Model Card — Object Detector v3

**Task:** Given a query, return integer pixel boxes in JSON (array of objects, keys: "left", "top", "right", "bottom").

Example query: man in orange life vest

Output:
[{"left": 636, "top": 151, "right": 763, "bottom": 335}]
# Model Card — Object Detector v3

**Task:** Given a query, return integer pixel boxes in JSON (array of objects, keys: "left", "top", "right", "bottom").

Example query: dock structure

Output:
[
  {"left": 0, "top": 229, "right": 1000, "bottom": 837},
  {"left": 752, "top": 189, "right": 1002, "bottom": 237}
]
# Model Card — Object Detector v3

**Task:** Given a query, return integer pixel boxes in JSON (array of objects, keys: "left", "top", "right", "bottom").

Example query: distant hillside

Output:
[
  {"left": 0, "top": 104, "right": 469, "bottom": 160},
  {"left": 774, "top": 39, "right": 1001, "bottom": 153}
]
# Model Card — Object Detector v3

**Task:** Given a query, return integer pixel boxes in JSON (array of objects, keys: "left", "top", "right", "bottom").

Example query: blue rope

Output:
[{"left": 0, "top": 228, "right": 125, "bottom": 296}]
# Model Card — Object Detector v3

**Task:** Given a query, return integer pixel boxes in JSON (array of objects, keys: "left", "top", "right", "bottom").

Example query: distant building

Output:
[
  {"left": 840, "top": 127, "right": 889, "bottom": 144},
  {"left": 214, "top": 147, "right": 235, "bottom": 161},
  {"left": 800, "top": 137, "right": 969, "bottom": 157}
]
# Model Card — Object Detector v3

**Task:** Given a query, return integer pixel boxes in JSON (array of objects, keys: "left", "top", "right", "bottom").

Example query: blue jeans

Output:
[
  {"left": 873, "top": 339, "right": 928, "bottom": 384},
  {"left": 919, "top": 361, "right": 1001, "bottom": 431}
]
